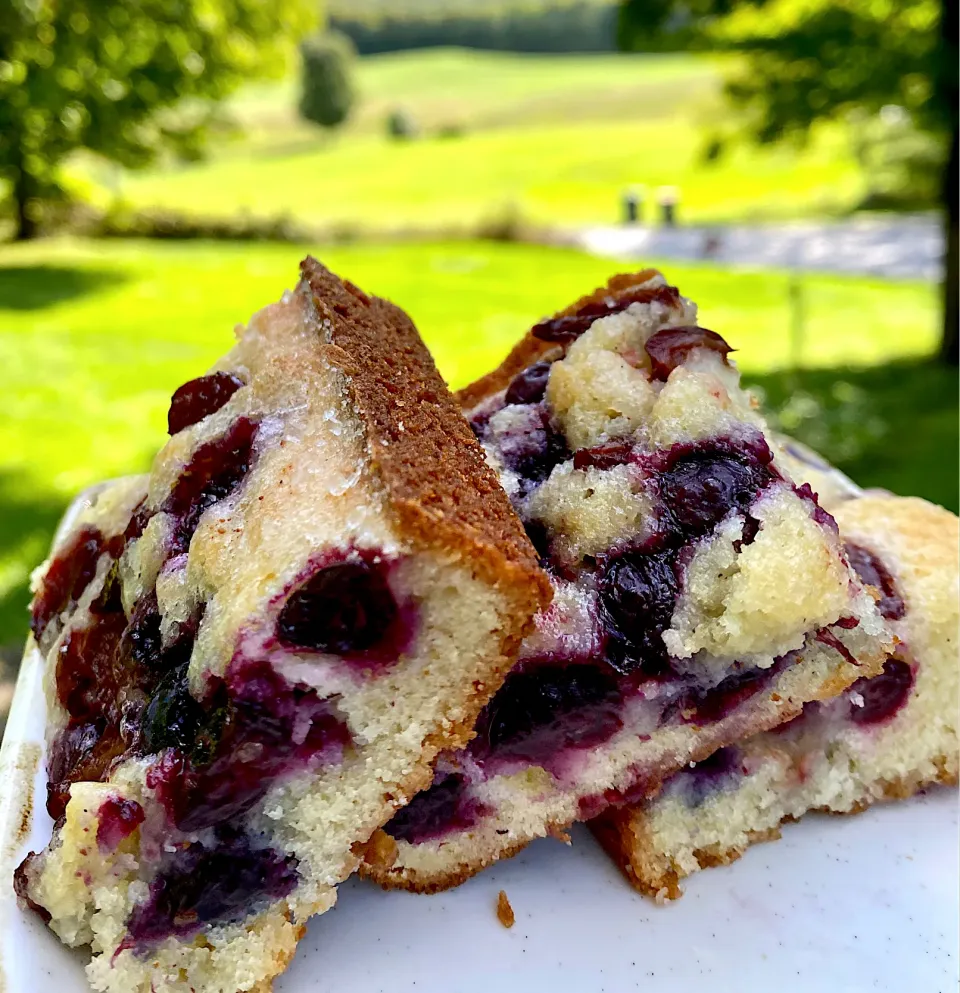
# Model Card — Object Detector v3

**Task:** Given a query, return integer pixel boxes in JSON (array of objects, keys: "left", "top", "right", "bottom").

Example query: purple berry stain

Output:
[
  {"left": 163, "top": 416, "right": 259, "bottom": 553},
  {"left": 504, "top": 362, "right": 552, "bottom": 406},
  {"left": 97, "top": 797, "right": 145, "bottom": 853},
  {"left": 387, "top": 773, "right": 488, "bottom": 844},
  {"left": 849, "top": 659, "right": 914, "bottom": 725},
  {"left": 122, "top": 834, "right": 298, "bottom": 953},
  {"left": 470, "top": 664, "right": 623, "bottom": 766},
  {"left": 168, "top": 372, "right": 245, "bottom": 435},
  {"left": 278, "top": 561, "right": 399, "bottom": 656},
  {"left": 845, "top": 543, "right": 905, "bottom": 621},
  {"left": 31, "top": 525, "right": 106, "bottom": 644},
  {"left": 644, "top": 326, "right": 733, "bottom": 381}
]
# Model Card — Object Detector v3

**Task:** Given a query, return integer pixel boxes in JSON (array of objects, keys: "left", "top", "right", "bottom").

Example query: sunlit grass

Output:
[{"left": 75, "top": 50, "right": 865, "bottom": 229}]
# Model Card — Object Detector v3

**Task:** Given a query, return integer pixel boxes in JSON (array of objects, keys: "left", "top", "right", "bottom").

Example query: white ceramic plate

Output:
[{"left": 1, "top": 495, "right": 957, "bottom": 993}]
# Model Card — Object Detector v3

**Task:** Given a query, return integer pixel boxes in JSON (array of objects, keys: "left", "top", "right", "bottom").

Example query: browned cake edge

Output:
[
  {"left": 454, "top": 268, "right": 662, "bottom": 410},
  {"left": 299, "top": 257, "right": 552, "bottom": 765},
  {"left": 589, "top": 760, "right": 958, "bottom": 900},
  {"left": 300, "top": 257, "right": 546, "bottom": 594}
]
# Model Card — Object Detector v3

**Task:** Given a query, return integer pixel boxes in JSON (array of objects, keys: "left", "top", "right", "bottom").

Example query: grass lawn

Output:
[
  {"left": 74, "top": 50, "right": 865, "bottom": 230},
  {"left": 0, "top": 237, "right": 949, "bottom": 651}
]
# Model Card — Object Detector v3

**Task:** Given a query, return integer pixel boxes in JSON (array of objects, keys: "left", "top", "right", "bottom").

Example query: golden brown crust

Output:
[
  {"left": 454, "top": 268, "right": 661, "bottom": 411},
  {"left": 358, "top": 832, "right": 538, "bottom": 894},
  {"left": 299, "top": 258, "right": 551, "bottom": 619},
  {"left": 595, "top": 758, "right": 957, "bottom": 901},
  {"left": 590, "top": 811, "right": 783, "bottom": 899}
]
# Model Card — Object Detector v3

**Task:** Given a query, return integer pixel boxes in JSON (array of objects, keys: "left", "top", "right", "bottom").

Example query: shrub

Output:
[
  {"left": 330, "top": 2, "right": 618, "bottom": 55},
  {"left": 299, "top": 31, "right": 357, "bottom": 130},
  {"left": 387, "top": 108, "right": 419, "bottom": 140}
]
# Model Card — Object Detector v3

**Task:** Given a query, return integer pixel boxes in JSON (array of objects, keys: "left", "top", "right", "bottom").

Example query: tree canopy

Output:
[
  {"left": 0, "top": 0, "right": 317, "bottom": 238},
  {"left": 299, "top": 31, "right": 357, "bottom": 130},
  {"left": 618, "top": 0, "right": 956, "bottom": 364},
  {"left": 619, "top": 0, "right": 950, "bottom": 142}
]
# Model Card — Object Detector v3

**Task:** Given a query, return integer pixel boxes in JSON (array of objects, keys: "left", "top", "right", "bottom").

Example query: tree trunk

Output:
[
  {"left": 12, "top": 165, "right": 40, "bottom": 241},
  {"left": 940, "top": 127, "right": 958, "bottom": 365},
  {"left": 938, "top": 0, "right": 958, "bottom": 365}
]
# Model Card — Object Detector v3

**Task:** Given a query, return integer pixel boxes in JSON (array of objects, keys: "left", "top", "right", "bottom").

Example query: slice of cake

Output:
[
  {"left": 14, "top": 258, "right": 550, "bottom": 993},
  {"left": 362, "top": 270, "right": 893, "bottom": 893},
  {"left": 591, "top": 494, "right": 958, "bottom": 900}
]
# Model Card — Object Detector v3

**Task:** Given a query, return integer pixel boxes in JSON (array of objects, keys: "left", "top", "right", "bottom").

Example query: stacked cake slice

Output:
[
  {"left": 362, "top": 270, "right": 894, "bottom": 892},
  {"left": 592, "top": 494, "right": 959, "bottom": 899},
  {"left": 15, "top": 259, "right": 550, "bottom": 993}
]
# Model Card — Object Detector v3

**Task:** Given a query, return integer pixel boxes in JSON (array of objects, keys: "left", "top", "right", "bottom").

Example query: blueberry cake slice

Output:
[
  {"left": 14, "top": 258, "right": 549, "bottom": 993},
  {"left": 362, "top": 270, "right": 893, "bottom": 892},
  {"left": 592, "top": 494, "right": 958, "bottom": 900}
]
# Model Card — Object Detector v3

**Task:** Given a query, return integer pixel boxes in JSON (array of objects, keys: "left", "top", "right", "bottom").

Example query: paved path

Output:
[{"left": 576, "top": 214, "right": 944, "bottom": 281}]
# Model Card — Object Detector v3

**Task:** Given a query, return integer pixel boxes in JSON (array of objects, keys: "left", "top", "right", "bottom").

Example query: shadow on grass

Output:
[
  {"left": 746, "top": 357, "right": 959, "bottom": 514},
  {"left": 0, "top": 265, "right": 129, "bottom": 311},
  {"left": 0, "top": 475, "right": 71, "bottom": 735},
  {"left": 0, "top": 475, "right": 70, "bottom": 652}
]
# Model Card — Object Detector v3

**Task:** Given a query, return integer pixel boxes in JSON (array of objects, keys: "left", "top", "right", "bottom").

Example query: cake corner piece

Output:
[
  {"left": 590, "top": 492, "right": 959, "bottom": 900},
  {"left": 363, "top": 266, "right": 896, "bottom": 894},
  {"left": 14, "top": 258, "right": 549, "bottom": 993}
]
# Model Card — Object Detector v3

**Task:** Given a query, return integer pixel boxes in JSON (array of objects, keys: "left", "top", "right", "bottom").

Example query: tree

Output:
[
  {"left": 0, "top": 0, "right": 317, "bottom": 240},
  {"left": 618, "top": 0, "right": 957, "bottom": 364},
  {"left": 298, "top": 31, "right": 356, "bottom": 130}
]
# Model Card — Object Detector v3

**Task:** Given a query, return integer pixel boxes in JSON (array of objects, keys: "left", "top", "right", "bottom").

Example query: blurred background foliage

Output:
[{"left": 0, "top": 0, "right": 955, "bottom": 677}]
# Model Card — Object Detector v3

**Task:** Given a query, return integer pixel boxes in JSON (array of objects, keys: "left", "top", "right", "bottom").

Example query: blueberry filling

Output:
[
  {"left": 387, "top": 773, "right": 488, "bottom": 844},
  {"left": 167, "top": 372, "right": 245, "bottom": 436},
  {"left": 46, "top": 718, "right": 126, "bottom": 821},
  {"left": 121, "top": 834, "right": 298, "bottom": 953},
  {"left": 381, "top": 440, "right": 790, "bottom": 844},
  {"left": 470, "top": 664, "right": 623, "bottom": 765},
  {"left": 599, "top": 550, "right": 679, "bottom": 677},
  {"left": 522, "top": 519, "right": 551, "bottom": 562},
  {"left": 670, "top": 659, "right": 788, "bottom": 727},
  {"left": 47, "top": 568, "right": 199, "bottom": 819},
  {"left": 848, "top": 659, "right": 914, "bottom": 725},
  {"left": 530, "top": 284, "right": 681, "bottom": 344},
  {"left": 845, "top": 543, "right": 905, "bottom": 621},
  {"left": 162, "top": 416, "right": 259, "bottom": 553},
  {"left": 572, "top": 440, "right": 634, "bottom": 472},
  {"left": 141, "top": 662, "right": 215, "bottom": 759},
  {"left": 644, "top": 326, "right": 733, "bottom": 381},
  {"left": 31, "top": 525, "right": 108, "bottom": 645},
  {"left": 54, "top": 610, "right": 131, "bottom": 724},
  {"left": 659, "top": 450, "right": 773, "bottom": 540},
  {"left": 278, "top": 561, "right": 398, "bottom": 655},
  {"left": 672, "top": 745, "right": 743, "bottom": 806},
  {"left": 143, "top": 658, "right": 351, "bottom": 832},
  {"left": 496, "top": 405, "right": 570, "bottom": 489},
  {"left": 504, "top": 361, "right": 553, "bottom": 406}
]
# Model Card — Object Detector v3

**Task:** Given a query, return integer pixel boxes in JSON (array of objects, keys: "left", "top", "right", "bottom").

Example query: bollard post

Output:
[
  {"left": 622, "top": 188, "right": 642, "bottom": 225},
  {"left": 789, "top": 276, "right": 805, "bottom": 369},
  {"left": 657, "top": 186, "right": 679, "bottom": 226}
]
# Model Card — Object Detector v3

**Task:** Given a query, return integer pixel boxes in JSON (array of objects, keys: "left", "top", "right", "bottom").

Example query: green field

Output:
[
  {"left": 0, "top": 237, "right": 950, "bottom": 651},
  {"left": 74, "top": 51, "right": 865, "bottom": 231}
]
